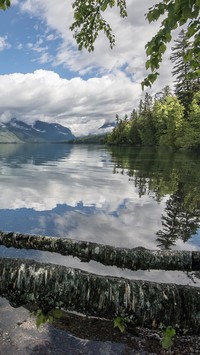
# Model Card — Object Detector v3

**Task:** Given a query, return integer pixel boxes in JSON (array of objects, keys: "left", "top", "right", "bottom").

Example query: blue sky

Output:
[
  {"left": 0, "top": 0, "right": 175, "bottom": 136},
  {"left": 0, "top": 4, "right": 66, "bottom": 76}
]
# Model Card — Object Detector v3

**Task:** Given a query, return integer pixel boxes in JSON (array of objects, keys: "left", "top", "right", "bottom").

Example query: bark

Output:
[
  {"left": 0, "top": 231, "right": 200, "bottom": 271},
  {"left": 0, "top": 257, "right": 200, "bottom": 332}
]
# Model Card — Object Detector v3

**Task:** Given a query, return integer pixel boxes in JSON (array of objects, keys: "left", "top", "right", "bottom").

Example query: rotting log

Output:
[
  {"left": 0, "top": 230, "right": 200, "bottom": 271},
  {"left": 0, "top": 257, "right": 200, "bottom": 332}
]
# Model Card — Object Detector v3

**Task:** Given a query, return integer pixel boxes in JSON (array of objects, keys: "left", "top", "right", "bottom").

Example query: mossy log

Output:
[
  {"left": 0, "top": 231, "right": 200, "bottom": 271},
  {"left": 0, "top": 257, "right": 200, "bottom": 332}
]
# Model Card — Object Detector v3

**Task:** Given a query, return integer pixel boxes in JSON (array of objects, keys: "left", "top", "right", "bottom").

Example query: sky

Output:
[{"left": 0, "top": 0, "right": 176, "bottom": 136}]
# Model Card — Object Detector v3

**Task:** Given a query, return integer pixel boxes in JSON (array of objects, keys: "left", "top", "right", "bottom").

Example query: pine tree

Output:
[
  {"left": 137, "top": 93, "right": 156, "bottom": 146},
  {"left": 128, "top": 109, "right": 141, "bottom": 145},
  {"left": 177, "top": 91, "right": 200, "bottom": 150},
  {"left": 170, "top": 30, "right": 200, "bottom": 114}
]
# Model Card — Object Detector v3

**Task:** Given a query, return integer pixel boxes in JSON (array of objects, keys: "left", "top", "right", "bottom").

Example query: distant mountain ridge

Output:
[
  {"left": 0, "top": 119, "right": 75, "bottom": 143},
  {"left": 99, "top": 121, "right": 116, "bottom": 130}
]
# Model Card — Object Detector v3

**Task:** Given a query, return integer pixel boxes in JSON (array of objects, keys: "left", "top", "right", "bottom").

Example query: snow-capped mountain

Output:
[
  {"left": 1, "top": 119, "right": 75, "bottom": 143},
  {"left": 98, "top": 121, "right": 116, "bottom": 134}
]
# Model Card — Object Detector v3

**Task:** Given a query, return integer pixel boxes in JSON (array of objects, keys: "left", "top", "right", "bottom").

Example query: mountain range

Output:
[{"left": 0, "top": 119, "right": 75, "bottom": 143}]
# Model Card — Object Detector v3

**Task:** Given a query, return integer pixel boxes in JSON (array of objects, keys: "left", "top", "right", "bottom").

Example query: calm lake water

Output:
[
  {"left": 0, "top": 143, "right": 199, "bottom": 249},
  {"left": 0, "top": 143, "right": 199, "bottom": 283},
  {"left": 0, "top": 144, "right": 200, "bottom": 353}
]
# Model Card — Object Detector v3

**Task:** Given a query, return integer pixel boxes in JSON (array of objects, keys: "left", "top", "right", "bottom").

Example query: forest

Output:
[{"left": 106, "top": 30, "right": 200, "bottom": 151}]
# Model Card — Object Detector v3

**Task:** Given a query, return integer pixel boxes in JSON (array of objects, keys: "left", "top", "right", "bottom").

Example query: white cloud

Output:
[
  {"left": 16, "top": 43, "right": 23, "bottom": 50},
  {"left": 46, "top": 33, "right": 58, "bottom": 41},
  {"left": 39, "top": 52, "right": 52, "bottom": 64},
  {"left": 0, "top": 36, "right": 10, "bottom": 51},
  {"left": 27, "top": 38, "right": 48, "bottom": 53},
  {"left": 0, "top": 70, "right": 138, "bottom": 135},
  {"left": 17, "top": 0, "right": 173, "bottom": 87},
  {"left": 3, "top": 0, "right": 183, "bottom": 133}
]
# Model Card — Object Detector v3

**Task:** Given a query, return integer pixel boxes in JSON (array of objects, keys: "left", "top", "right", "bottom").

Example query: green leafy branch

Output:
[
  {"left": 1, "top": 0, "right": 199, "bottom": 88},
  {"left": 70, "top": 0, "right": 127, "bottom": 51},
  {"left": 0, "top": 0, "right": 10, "bottom": 10},
  {"left": 142, "top": 0, "right": 200, "bottom": 88}
]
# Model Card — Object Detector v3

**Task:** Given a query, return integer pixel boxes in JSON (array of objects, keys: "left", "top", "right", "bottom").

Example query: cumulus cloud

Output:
[
  {"left": 0, "top": 70, "right": 138, "bottom": 135},
  {"left": 17, "top": 0, "right": 174, "bottom": 86},
  {"left": 0, "top": 0, "right": 180, "bottom": 133}
]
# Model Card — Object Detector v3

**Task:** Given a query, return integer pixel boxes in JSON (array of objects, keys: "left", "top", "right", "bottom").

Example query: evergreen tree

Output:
[
  {"left": 170, "top": 30, "right": 200, "bottom": 114},
  {"left": 177, "top": 91, "right": 200, "bottom": 150},
  {"left": 153, "top": 95, "right": 184, "bottom": 148},
  {"left": 107, "top": 114, "right": 128, "bottom": 145},
  {"left": 128, "top": 109, "right": 141, "bottom": 145},
  {"left": 138, "top": 93, "right": 156, "bottom": 146},
  {"left": 160, "top": 85, "right": 172, "bottom": 101}
]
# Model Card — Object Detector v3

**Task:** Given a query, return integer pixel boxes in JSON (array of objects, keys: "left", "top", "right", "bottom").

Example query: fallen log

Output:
[
  {"left": 0, "top": 257, "right": 200, "bottom": 332},
  {"left": 0, "top": 230, "right": 200, "bottom": 271}
]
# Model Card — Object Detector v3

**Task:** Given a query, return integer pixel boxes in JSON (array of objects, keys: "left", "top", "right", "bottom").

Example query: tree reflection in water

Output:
[
  {"left": 110, "top": 146, "right": 200, "bottom": 249},
  {"left": 156, "top": 182, "right": 200, "bottom": 250}
]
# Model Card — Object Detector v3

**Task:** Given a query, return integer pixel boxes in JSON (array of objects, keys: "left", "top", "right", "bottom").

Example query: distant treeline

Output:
[{"left": 72, "top": 134, "right": 106, "bottom": 144}]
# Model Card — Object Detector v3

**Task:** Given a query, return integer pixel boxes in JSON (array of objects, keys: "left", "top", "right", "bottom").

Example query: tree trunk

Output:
[
  {"left": 0, "top": 256, "right": 200, "bottom": 332},
  {"left": 0, "top": 230, "right": 200, "bottom": 271}
]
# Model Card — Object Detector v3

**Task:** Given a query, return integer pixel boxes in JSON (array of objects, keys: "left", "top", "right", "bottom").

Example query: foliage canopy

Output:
[
  {"left": 1, "top": 1, "right": 199, "bottom": 88},
  {"left": 0, "top": 0, "right": 10, "bottom": 10},
  {"left": 70, "top": 0, "right": 200, "bottom": 88},
  {"left": 143, "top": 0, "right": 200, "bottom": 88}
]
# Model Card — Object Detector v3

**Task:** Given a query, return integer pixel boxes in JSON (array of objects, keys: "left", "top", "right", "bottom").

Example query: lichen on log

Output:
[
  {"left": 0, "top": 230, "right": 200, "bottom": 271},
  {"left": 0, "top": 256, "right": 200, "bottom": 332}
]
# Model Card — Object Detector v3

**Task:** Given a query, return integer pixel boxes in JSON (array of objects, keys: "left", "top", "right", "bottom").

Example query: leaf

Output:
[
  {"left": 161, "top": 327, "right": 176, "bottom": 350},
  {"left": 145, "top": 59, "right": 151, "bottom": 70},
  {"left": 160, "top": 43, "right": 167, "bottom": 54},
  {"left": 141, "top": 78, "right": 151, "bottom": 90},
  {"left": 101, "top": 3, "right": 107, "bottom": 12},
  {"left": 165, "top": 32, "right": 172, "bottom": 43},
  {"left": 113, "top": 317, "right": 126, "bottom": 333}
]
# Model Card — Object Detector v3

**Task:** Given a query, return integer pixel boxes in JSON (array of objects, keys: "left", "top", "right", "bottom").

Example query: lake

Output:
[
  {"left": 0, "top": 143, "right": 199, "bottom": 284},
  {"left": 0, "top": 143, "right": 200, "bottom": 353}
]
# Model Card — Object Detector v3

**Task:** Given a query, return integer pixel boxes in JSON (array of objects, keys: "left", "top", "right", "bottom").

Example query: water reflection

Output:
[
  {"left": 156, "top": 182, "right": 200, "bottom": 250},
  {"left": 0, "top": 144, "right": 199, "bottom": 252},
  {"left": 1, "top": 245, "right": 200, "bottom": 286},
  {"left": 0, "top": 297, "right": 134, "bottom": 354},
  {"left": 0, "top": 144, "right": 200, "bottom": 350},
  {"left": 109, "top": 146, "right": 200, "bottom": 250}
]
